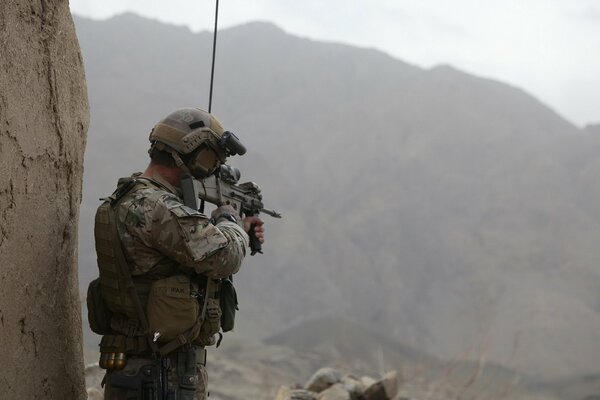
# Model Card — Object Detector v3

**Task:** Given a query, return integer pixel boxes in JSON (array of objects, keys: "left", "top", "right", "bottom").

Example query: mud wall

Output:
[{"left": 0, "top": 0, "right": 89, "bottom": 398}]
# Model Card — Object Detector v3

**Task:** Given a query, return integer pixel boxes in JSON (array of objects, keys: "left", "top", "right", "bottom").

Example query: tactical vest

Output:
[
  {"left": 95, "top": 198, "right": 152, "bottom": 320},
  {"left": 91, "top": 178, "right": 223, "bottom": 356}
]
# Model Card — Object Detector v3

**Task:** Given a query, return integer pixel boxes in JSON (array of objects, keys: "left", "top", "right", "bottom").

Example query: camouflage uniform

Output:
[{"left": 101, "top": 170, "right": 249, "bottom": 400}]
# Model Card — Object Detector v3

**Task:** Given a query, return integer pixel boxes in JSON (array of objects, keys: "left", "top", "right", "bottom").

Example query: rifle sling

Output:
[{"left": 108, "top": 200, "right": 162, "bottom": 356}]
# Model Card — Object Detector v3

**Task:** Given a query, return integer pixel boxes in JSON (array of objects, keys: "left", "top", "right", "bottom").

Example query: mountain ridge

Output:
[{"left": 74, "top": 13, "right": 600, "bottom": 381}]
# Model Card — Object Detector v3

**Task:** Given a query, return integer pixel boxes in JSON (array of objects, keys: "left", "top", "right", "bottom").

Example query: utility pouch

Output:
[
  {"left": 147, "top": 275, "right": 200, "bottom": 342},
  {"left": 219, "top": 278, "right": 238, "bottom": 332},
  {"left": 100, "top": 334, "right": 127, "bottom": 354},
  {"left": 99, "top": 335, "right": 128, "bottom": 370},
  {"left": 194, "top": 298, "right": 221, "bottom": 346},
  {"left": 87, "top": 278, "right": 113, "bottom": 335},
  {"left": 108, "top": 357, "right": 169, "bottom": 400}
]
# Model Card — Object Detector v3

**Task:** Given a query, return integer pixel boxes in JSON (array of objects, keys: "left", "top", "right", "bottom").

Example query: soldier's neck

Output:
[{"left": 143, "top": 164, "right": 183, "bottom": 188}]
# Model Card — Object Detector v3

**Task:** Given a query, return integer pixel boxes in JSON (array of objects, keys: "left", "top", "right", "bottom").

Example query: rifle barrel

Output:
[{"left": 261, "top": 208, "right": 282, "bottom": 219}]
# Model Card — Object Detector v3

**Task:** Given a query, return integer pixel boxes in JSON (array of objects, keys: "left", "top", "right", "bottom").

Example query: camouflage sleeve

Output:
[
  {"left": 207, "top": 220, "right": 250, "bottom": 276},
  {"left": 149, "top": 195, "right": 249, "bottom": 278}
]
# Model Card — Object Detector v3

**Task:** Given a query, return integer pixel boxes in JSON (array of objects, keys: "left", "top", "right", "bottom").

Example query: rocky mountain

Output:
[
  {"left": 585, "top": 123, "right": 600, "bottom": 134},
  {"left": 73, "top": 13, "right": 600, "bottom": 382}
]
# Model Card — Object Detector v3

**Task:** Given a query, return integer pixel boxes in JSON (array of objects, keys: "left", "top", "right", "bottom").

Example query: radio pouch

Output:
[
  {"left": 87, "top": 277, "right": 113, "bottom": 335},
  {"left": 219, "top": 277, "right": 238, "bottom": 332}
]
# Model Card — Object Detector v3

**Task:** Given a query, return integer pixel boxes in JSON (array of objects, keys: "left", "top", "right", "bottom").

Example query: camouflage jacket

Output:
[{"left": 113, "top": 171, "right": 249, "bottom": 279}]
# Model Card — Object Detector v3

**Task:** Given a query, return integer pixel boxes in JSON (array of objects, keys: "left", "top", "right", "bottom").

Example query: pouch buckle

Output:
[
  {"left": 177, "top": 334, "right": 189, "bottom": 346},
  {"left": 126, "top": 318, "right": 139, "bottom": 337},
  {"left": 207, "top": 307, "right": 220, "bottom": 320}
]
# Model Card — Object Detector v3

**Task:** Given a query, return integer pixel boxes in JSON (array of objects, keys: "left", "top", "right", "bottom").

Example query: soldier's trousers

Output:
[{"left": 103, "top": 346, "right": 208, "bottom": 400}]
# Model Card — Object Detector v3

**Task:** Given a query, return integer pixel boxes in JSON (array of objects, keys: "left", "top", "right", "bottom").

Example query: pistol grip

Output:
[{"left": 249, "top": 223, "right": 263, "bottom": 256}]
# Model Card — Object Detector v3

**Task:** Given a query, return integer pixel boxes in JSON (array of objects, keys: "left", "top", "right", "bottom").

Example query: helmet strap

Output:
[{"left": 168, "top": 149, "right": 192, "bottom": 175}]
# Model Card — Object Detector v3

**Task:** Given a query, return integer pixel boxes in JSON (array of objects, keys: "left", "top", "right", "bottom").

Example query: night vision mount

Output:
[{"left": 218, "top": 131, "right": 246, "bottom": 157}]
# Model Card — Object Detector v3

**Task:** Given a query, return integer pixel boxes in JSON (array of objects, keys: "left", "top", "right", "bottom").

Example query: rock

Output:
[
  {"left": 340, "top": 375, "right": 366, "bottom": 400},
  {"left": 276, "top": 386, "right": 318, "bottom": 400},
  {"left": 84, "top": 363, "right": 105, "bottom": 394},
  {"left": 87, "top": 387, "right": 103, "bottom": 400},
  {"left": 317, "top": 383, "right": 351, "bottom": 400},
  {"left": 364, "top": 371, "right": 399, "bottom": 400},
  {"left": 291, "top": 390, "right": 319, "bottom": 400},
  {"left": 276, "top": 387, "right": 292, "bottom": 400},
  {"left": 305, "top": 367, "right": 343, "bottom": 393},
  {"left": 359, "top": 376, "right": 377, "bottom": 390}
]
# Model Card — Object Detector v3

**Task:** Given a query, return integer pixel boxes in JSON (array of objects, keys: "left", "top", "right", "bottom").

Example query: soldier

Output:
[{"left": 90, "top": 108, "right": 264, "bottom": 399}]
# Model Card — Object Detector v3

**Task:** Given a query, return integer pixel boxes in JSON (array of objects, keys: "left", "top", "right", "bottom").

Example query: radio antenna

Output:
[{"left": 208, "top": 0, "right": 220, "bottom": 113}]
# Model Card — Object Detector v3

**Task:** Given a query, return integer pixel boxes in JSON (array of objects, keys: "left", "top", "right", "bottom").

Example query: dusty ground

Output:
[{"left": 84, "top": 338, "right": 563, "bottom": 400}]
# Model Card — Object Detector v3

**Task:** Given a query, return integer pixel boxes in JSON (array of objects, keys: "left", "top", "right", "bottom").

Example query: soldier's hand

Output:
[{"left": 243, "top": 216, "right": 265, "bottom": 244}]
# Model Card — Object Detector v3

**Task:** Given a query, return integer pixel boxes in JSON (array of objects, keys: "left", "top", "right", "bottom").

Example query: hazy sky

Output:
[{"left": 70, "top": 0, "right": 600, "bottom": 127}]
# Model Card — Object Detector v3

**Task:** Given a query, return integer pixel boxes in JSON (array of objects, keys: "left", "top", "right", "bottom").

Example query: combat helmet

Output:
[{"left": 149, "top": 108, "right": 246, "bottom": 178}]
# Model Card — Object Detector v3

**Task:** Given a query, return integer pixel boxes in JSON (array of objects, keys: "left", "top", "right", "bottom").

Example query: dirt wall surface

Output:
[{"left": 0, "top": 0, "right": 89, "bottom": 398}]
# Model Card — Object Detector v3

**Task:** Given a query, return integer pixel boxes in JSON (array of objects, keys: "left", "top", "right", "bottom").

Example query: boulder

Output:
[
  {"left": 359, "top": 376, "right": 377, "bottom": 390},
  {"left": 305, "top": 367, "right": 343, "bottom": 393},
  {"left": 317, "top": 383, "right": 352, "bottom": 400},
  {"left": 276, "top": 386, "right": 318, "bottom": 400},
  {"left": 364, "top": 371, "right": 399, "bottom": 400},
  {"left": 340, "top": 375, "right": 366, "bottom": 400}
]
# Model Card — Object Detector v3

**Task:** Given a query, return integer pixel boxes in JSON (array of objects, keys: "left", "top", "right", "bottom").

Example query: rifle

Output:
[{"left": 181, "top": 166, "right": 281, "bottom": 255}]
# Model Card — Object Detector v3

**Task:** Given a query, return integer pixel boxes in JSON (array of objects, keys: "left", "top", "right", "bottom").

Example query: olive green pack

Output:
[
  {"left": 147, "top": 274, "right": 201, "bottom": 342},
  {"left": 87, "top": 277, "right": 113, "bottom": 335},
  {"left": 219, "top": 277, "right": 238, "bottom": 332}
]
